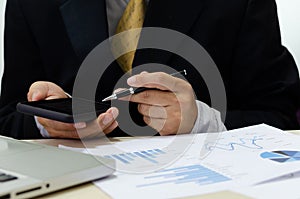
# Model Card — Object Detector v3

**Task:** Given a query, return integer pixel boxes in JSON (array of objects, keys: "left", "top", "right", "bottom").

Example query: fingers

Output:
[
  {"left": 120, "top": 89, "right": 177, "bottom": 106},
  {"left": 38, "top": 107, "right": 119, "bottom": 139},
  {"left": 37, "top": 117, "right": 82, "bottom": 138},
  {"left": 113, "top": 88, "right": 127, "bottom": 94},
  {"left": 78, "top": 107, "right": 119, "bottom": 137},
  {"left": 28, "top": 81, "right": 67, "bottom": 101},
  {"left": 96, "top": 107, "right": 119, "bottom": 133},
  {"left": 140, "top": 105, "right": 182, "bottom": 135},
  {"left": 103, "top": 121, "right": 119, "bottom": 134},
  {"left": 127, "top": 72, "right": 189, "bottom": 92},
  {"left": 143, "top": 116, "right": 179, "bottom": 136},
  {"left": 138, "top": 104, "right": 168, "bottom": 119},
  {"left": 38, "top": 117, "right": 79, "bottom": 131},
  {"left": 124, "top": 71, "right": 197, "bottom": 136}
]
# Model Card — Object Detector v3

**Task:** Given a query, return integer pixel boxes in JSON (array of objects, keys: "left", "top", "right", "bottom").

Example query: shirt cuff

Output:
[
  {"left": 190, "top": 100, "right": 227, "bottom": 134},
  {"left": 34, "top": 116, "right": 50, "bottom": 138}
]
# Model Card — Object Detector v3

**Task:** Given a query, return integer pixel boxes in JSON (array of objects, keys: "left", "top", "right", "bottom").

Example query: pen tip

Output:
[
  {"left": 102, "top": 95, "right": 117, "bottom": 102},
  {"left": 102, "top": 98, "right": 109, "bottom": 102}
]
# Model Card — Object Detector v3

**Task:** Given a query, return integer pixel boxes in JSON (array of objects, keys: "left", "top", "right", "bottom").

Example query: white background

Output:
[
  {"left": 0, "top": 0, "right": 300, "bottom": 90},
  {"left": 0, "top": 0, "right": 6, "bottom": 88}
]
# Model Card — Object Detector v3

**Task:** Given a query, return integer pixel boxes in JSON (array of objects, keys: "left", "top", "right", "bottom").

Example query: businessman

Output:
[{"left": 0, "top": 0, "right": 299, "bottom": 139}]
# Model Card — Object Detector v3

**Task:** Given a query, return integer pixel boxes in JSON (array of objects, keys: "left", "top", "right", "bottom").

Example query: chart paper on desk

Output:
[
  {"left": 60, "top": 124, "right": 300, "bottom": 199},
  {"left": 231, "top": 177, "right": 300, "bottom": 199}
]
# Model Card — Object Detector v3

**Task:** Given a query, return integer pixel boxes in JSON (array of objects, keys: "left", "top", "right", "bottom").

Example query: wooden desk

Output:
[{"left": 33, "top": 131, "right": 300, "bottom": 199}]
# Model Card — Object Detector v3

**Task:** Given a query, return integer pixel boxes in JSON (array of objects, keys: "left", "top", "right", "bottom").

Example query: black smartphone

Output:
[{"left": 17, "top": 98, "right": 110, "bottom": 123}]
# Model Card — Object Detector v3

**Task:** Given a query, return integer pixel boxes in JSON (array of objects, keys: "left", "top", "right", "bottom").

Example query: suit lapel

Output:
[
  {"left": 59, "top": 0, "right": 204, "bottom": 72},
  {"left": 60, "top": 0, "right": 108, "bottom": 61},
  {"left": 144, "top": 0, "right": 204, "bottom": 33},
  {"left": 134, "top": 0, "right": 205, "bottom": 68}
]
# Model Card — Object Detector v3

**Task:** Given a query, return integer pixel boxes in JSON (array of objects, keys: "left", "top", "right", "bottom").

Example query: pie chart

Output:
[{"left": 260, "top": 150, "right": 300, "bottom": 163}]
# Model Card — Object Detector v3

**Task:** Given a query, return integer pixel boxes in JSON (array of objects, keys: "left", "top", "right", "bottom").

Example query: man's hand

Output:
[
  {"left": 121, "top": 72, "right": 198, "bottom": 136},
  {"left": 27, "top": 81, "right": 119, "bottom": 138}
]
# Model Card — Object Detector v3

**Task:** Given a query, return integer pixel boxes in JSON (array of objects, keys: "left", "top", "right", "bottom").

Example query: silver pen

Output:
[{"left": 102, "top": 70, "right": 187, "bottom": 102}]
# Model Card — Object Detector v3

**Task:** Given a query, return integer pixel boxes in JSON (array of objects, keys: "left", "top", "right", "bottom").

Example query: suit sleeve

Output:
[
  {"left": 225, "top": 0, "right": 300, "bottom": 130},
  {"left": 0, "top": 0, "right": 45, "bottom": 139}
]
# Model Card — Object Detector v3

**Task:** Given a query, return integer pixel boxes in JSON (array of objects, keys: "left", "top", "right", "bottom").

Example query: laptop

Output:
[{"left": 0, "top": 136, "right": 115, "bottom": 199}]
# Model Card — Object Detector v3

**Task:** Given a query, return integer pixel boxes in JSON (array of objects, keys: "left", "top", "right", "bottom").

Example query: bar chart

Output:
[
  {"left": 136, "top": 164, "right": 231, "bottom": 188},
  {"left": 104, "top": 149, "right": 166, "bottom": 164}
]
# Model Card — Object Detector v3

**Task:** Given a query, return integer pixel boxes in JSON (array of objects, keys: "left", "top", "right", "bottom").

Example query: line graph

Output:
[{"left": 205, "top": 136, "right": 263, "bottom": 151}]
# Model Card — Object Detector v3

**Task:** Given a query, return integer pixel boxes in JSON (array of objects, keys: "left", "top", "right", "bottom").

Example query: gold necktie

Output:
[{"left": 113, "top": 0, "right": 146, "bottom": 73}]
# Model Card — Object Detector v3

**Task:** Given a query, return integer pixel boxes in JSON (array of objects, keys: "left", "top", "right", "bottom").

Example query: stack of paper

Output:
[{"left": 60, "top": 124, "right": 300, "bottom": 199}]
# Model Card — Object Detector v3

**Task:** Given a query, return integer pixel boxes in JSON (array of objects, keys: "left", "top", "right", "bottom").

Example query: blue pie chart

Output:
[{"left": 261, "top": 151, "right": 300, "bottom": 163}]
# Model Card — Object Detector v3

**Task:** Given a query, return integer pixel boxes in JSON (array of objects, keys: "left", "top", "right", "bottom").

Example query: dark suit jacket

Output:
[{"left": 1, "top": 0, "right": 299, "bottom": 139}]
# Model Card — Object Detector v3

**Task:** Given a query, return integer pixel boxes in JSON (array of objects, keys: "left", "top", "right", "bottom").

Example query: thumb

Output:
[
  {"left": 27, "top": 82, "right": 49, "bottom": 101},
  {"left": 29, "top": 90, "right": 44, "bottom": 101}
]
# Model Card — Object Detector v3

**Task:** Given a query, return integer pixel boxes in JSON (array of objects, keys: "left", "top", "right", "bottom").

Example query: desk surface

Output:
[{"left": 33, "top": 131, "right": 300, "bottom": 199}]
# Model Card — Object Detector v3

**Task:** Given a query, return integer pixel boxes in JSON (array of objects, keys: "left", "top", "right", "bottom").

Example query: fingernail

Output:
[
  {"left": 103, "top": 115, "right": 112, "bottom": 125},
  {"left": 31, "top": 92, "right": 39, "bottom": 101},
  {"left": 113, "top": 88, "right": 126, "bottom": 94},
  {"left": 127, "top": 76, "right": 136, "bottom": 85},
  {"left": 74, "top": 122, "right": 86, "bottom": 129},
  {"left": 111, "top": 108, "right": 119, "bottom": 118}
]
